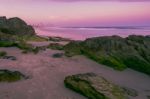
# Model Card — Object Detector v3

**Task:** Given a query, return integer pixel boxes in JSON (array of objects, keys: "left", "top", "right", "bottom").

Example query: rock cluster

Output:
[{"left": 64, "top": 35, "right": 150, "bottom": 75}]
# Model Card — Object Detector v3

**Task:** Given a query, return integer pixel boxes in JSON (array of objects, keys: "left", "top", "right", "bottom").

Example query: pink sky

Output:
[{"left": 0, "top": 0, "right": 150, "bottom": 26}]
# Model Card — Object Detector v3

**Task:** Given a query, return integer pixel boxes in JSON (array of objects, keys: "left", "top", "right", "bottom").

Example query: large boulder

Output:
[
  {"left": 64, "top": 73, "right": 130, "bottom": 99},
  {"left": 0, "top": 16, "right": 35, "bottom": 35}
]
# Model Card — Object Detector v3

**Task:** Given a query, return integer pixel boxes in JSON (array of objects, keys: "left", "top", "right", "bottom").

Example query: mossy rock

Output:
[
  {"left": 0, "top": 41, "right": 17, "bottom": 47},
  {"left": 0, "top": 69, "right": 27, "bottom": 82},
  {"left": 0, "top": 40, "right": 40, "bottom": 54},
  {"left": 64, "top": 73, "right": 128, "bottom": 99},
  {"left": 64, "top": 35, "right": 150, "bottom": 75},
  {"left": 47, "top": 43, "right": 64, "bottom": 50},
  {"left": 0, "top": 51, "right": 7, "bottom": 57}
]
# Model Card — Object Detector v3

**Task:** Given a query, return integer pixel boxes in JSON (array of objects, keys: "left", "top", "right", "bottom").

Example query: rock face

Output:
[
  {"left": 0, "top": 16, "right": 35, "bottom": 35},
  {"left": 64, "top": 35, "right": 150, "bottom": 75},
  {"left": 64, "top": 73, "right": 129, "bottom": 99}
]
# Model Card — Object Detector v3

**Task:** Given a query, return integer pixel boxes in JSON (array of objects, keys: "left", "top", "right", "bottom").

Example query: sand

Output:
[{"left": 0, "top": 41, "right": 150, "bottom": 99}]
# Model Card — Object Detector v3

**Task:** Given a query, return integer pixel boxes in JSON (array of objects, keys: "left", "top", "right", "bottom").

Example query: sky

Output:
[{"left": 0, "top": 0, "right": 150, "bottom": 27}]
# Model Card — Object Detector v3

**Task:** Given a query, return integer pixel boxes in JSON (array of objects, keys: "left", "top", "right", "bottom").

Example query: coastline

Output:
[{"left": 0, "top": 40, "right": 150, "bottom": 99}]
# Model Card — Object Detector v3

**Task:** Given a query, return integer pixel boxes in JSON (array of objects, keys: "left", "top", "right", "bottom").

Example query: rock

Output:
[
  {"left": 122, "top": 87, "right": 138, "bottom": 97},
  {"left": 64, "top": 73, "right": 128, "bottom": 99},
  {"left": 0, "top": 51, "right": 17, "bottom": 60},
  {"left": 64, "top": 41, "right": 82, "bottom": 57},
  {"left": 0, "top": 16, "right": 7, "bottom": 29},
  {"left": 0, "top": 51, "right": 7, "bottom": 57},
  {"left": 0, "top": 32, "right": 16, "bottom": 42},
  {"left": 2, "top": 56, "right": 17, "bottom": 61},
  {"left": 48, "top": 36, "right": 72, "bottom": 42},
  {"left": 0, "top": 16, "right": 35, "bottom": 35},
  {"left": 0, "top": 69, "right": 27, "bottom": 82},
  {"left": 147, "top": 96, "right": 150, "bottom": 99},
  {"left": 52, "top": 53, "right": 64, "bottom": 58},
  {"left": 48, "top": 43, "right": 64, "bottom": 50},
  {"left": 64, "top": 35, "right": 150, "bottom": 75}
]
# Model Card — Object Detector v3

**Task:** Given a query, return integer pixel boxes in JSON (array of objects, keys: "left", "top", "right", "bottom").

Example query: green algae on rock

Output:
[
  {"left": 47, "top": 43, "right": 64, "bottom": 50},
  {"left": 0, "top": 69, "right": 27, "bottom": 82},
  {"left": 64, "top": 35, "right": 150, "bottom": 75},
  {"left": 64, "top": 73, "right": 128, "bottom": 99}
]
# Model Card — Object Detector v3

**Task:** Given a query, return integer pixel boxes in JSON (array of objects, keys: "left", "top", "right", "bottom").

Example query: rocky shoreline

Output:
[
  {"left": 0, "top": 16, "right": 150, "bottom": 99},
  {"left": 64, "top": 35, "right": 150, "bottom": 75}
]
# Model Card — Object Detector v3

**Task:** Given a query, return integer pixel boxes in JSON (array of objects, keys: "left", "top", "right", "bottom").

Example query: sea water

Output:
[{"left": 36, "top": 26, "right": 150, "bottom": 40}]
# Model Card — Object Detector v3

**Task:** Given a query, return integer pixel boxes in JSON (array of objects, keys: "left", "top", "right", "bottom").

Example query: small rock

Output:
[
  {"left": 48, "top": 43, "right": 64, "bottom": 50},
  {"left": 0, "top": 69, "right": 28, "bottom": 82},
  {"left": 52, "top": 53, "right": 64, "bottom": 58},
  {"left": 122, "top": 87, "right": 138, "bottom": 97},
  {"left": 2, "top": 56, "right": 17, "bottom": 60}
]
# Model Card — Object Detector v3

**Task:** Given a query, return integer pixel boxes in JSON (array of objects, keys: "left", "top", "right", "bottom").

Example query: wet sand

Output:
[{"left": 0, "top": 42, "right": 150, "bottom": 99}]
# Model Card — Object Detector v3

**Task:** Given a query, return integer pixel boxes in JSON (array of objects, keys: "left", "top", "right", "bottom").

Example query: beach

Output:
[{"left": 0, "top": 41, "right": 150, "bottom": 99}]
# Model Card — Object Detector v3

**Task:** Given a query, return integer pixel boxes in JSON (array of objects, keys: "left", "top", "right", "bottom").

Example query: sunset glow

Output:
[{"left": 0, "top": 0, "right": 150, "bottom": 26}]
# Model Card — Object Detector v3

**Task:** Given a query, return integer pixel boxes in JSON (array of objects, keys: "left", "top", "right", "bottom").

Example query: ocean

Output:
[{"left": 35, "top": 26, "right": 150, "bottom": 40}]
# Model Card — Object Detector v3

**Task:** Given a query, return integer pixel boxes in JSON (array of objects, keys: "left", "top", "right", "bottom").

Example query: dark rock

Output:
[
  {"left": 64, "top": 73, "right": 128, "bottom": 99},
  {"left": 0, "top": 69, "right": 27, "bottom": 82},
  {"left": 52, "top": 53, "right": 64, "bottom": 58},
  {"left": 0, "top": 51, "right": 16, "bottom": 61},
  {"left": 2, "top": 56, "right": 17, "bottom": 61},
  {"left": 0, "top": 16, "right": 7, "bottom": 29},
  {"left": 147, "top": 96, "right": 150, "bottom": 99},
  {"left": 0, "top": 51, "right": 7, "bottom": 57},
  {"left": 0, "top": 16, "right": 35, "bottom": 35}
]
